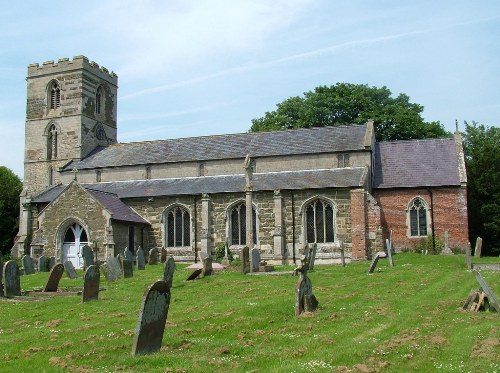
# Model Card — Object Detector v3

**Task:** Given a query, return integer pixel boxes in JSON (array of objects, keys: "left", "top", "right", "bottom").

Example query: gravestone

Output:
[
  {"left": 368, "top": 251, "right": 387, "bottom": 274},
  {"left": 107, "top": 256, "right": 123, "bottom": 277},
  {"left": 186, "top": 269, "right": 202, "bottom": 281},
  {"left": 101, "top": 263, "right": 118, "bottom": 282},
  {"left": 131, "top": 280, "right": 171, "bottom": 355},
  {"left": 385, "top": 239, "right": 394, "bottom": 267},
  {"left": 124, "top": 247, "right": 134, "bottom": 263},
  {"left": 221, "top": 243, "right": 230, "bottom": 266},
  {"left": 43, "top": 263, "right": 64, "bottom": 292},
  {"left": 82, "top": 265, "right": 100, "bottom": 302},
  {"left": 136, "top": 247, "right": 146, "bottom": 270},
  {"left": 49, "top": 256, "right": 56, "bottom": 270},
  {"left": 163, "top": 257, "right": 176, "bottom": 288},
  {"left": 240, "top": 246, "right": 250, "bottom": 274},
  {"left": 81, "top": 245, "right": 94, "bottom": 268},
  {"left": 465, "top": 242, "right": 472, "bottom": 270},
  {"left": 251, "top": 247, "right": 260, "bottom": 272},
  {"left": 122, "top": 258, "right": 134, "bottom": 278},
  {"left": 340, "top": 241, "right": 346, "bottom": 267},
  {"left": 160, "top": 247, "right": 167, "bottom": 263},
  {"left": 3, "top": 260, "right": 21, "bottom": 297},
  {"left": 202, "top": 256, "right": 213, "bottom": 277},
  {"left": 63, "top": 260, "right": 78, "bottom": 279},
  {"left": 38, "top": 255, "right": 48, "bottom": 272},
  {"left": 148, "top": 248, "right": 158, "bottom": 265},
  {"left": 474, "top": 237, "right": 483, "bottom": 258},
  {"left": 309, "top": 243, "right": 317, "bottom": 271},
  {"left": 294, "top": 256, "right": 318, "bottom": 316},
  {"left": 0, "top": 256, "right": 4, "bottom": 294},
  {"left": 22, "top": 255, "right": 35, "bottom": 275},
  {"left": 442, "top": 231, "right": 453, "bottom": 255}
]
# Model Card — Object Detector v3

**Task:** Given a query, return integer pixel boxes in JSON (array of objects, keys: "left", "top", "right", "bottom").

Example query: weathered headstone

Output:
[
  {"left": 251, "top": 247, "right": 260, "bottom": 272},
  {"left": 81, "top": 245, "right": 94, "bottom": 268},
  {"left": 163, "top": 257, "right": 176, "bottom": 288},
  {"left": 38, "top": 255, "right": 49, "bottom": 272},
  {"left": 474, "top": 237, "right": 483, "bottom": 258},
  {"left": 442, "top": 231, "right": 453, "bottom": 255},
  {"left": 385, "top": 239, "right": 394, "bottom": 267},
  {"left": 22, "top": 255, "right": 35, "bottom": 275},
  {"left": 0, "top": 256, "right": 4, "bottom": 294},
  {"left": 294, "top": 256, "right": 318, "bottom": 316},
  {"left": 465, "top": 242, "right": 472, "bottom": 270},
  {"left": 122, "top": 258, "right": 134, "bottom": 278},
  {"left": 131, "top": 280, "right": 171, "bottom": 355},
  {"left": 49, "top": 256, "right": 56, "bottom": 270},
  {"left": 3, "top": 260, "right": 21, "bottom": 297},
  {"left": 136, "top": 247, "right": 146, "bottom": 270},
  {"left": 148, "top": 248, "right": 158, "bottom": 265},
  {"left": 186, "top": 268, "right": 202, "bottom": 281},
  {"left": 368, "top": 251, "right": 387, "bottom": 274},
  {"left": 202, "top": 256, "right": 213, "bottom": 277},
  {"left": 107, "top": 256, "right": 123, "bottom": 277},
  {"left": 100, "top": 263, "right": 118, "bottom": 282},
  {"left": 124, "top": 247, "right": 134, "bottom": 263},
  {"left": 63, "top": 260, "right": 78, "bottom": 279},
  {"left": 241, "top": 246, "right": 250, "bottom": 274},
  {"left": 160, "top": 247, "right": 168, "bottom": 263},
  {"left": 43, "top": 263, "right": 64, "bottom": 292},
  {"left": 82, "top": 265, "right": 100, "bottom": 302}
]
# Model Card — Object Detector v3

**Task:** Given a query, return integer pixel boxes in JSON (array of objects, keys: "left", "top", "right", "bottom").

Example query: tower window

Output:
[
  {"left": 50, "top": 82, "right": 61, "bottom": 110},
  {"left": 96, "top": 86, "right": 104, "bottom": 114},
  {"left": 47, "top": 124, "right": 58, "bottom": 160}
]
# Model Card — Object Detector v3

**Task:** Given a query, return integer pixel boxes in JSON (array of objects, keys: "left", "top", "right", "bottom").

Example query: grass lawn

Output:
[{"left": 0, "top": 253, "right": 498, "bottom": 372}]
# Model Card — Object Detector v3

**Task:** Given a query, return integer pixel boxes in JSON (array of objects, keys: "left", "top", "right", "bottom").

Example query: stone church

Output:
[{"left": 13, "top": 56, "right": 469, "bottom": 268}]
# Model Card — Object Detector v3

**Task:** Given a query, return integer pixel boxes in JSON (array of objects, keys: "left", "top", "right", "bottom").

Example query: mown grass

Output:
[{"left": 0, "top": 253, "right": 498, "bottom": 373}]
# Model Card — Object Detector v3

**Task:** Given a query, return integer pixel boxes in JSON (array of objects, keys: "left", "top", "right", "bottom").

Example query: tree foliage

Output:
[
  {"left": 250, "top": 83, "right": 450, "bottom": 141},
  {"left": 462, "top": 122, "right": 500, "bottom": 256},
  {"left": 0, "top": 166, "right": 22, "bottom": 255}
]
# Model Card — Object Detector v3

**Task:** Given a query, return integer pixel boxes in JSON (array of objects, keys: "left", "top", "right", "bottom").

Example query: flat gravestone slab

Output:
[
  {"left": 131, "top": 280, "right": 171, "bottom": 355},
  {"left": 148, "top": 248, "right": 158, "bottom": 265},
  {"left": 81, "top": 245, "right": 94, "bottom": 268},
  {"left": 101, "top": 263, "right": 118, "bottom": 282},
  {"left": 186, "top": 268, "right": 202, "bottom": 281},
  {"left": 241, "top": 247, "right": 250, "bottom": 274},
  {"left": 82, "top": 265, "right": 100, "bottom": 302},
  {"left": 136, "top": 248, "right": 146, "bottom": 270},
  {"left": 3, "top": 260, "right": 21, "bottom": 297},
  {"left": 43, "top": 263, "right": 64, "bottom": 292},
  {"left": 163, "top": 257, "right": 176, "bottom": 288},
  {"left": 122, "top": 259, "right": 134, "bottom": 278},
  {"left": 22, "top": 255, "right": 35, "bottom": 275},
  {"left": 251, "top": 248, "right": 260, "bottom": 272},
  {"left": 38, "top": 255, "right": 49, "bottom": 272},
  {"left": 63, "top": 261, "right": 78, "bottom": 279}
]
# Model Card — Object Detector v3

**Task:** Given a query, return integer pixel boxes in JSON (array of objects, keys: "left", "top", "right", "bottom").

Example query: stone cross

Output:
[
  {"left": 82, "top": 265, "right": 100, "bottom": 302},
  {"left": 3, "top": 260, "right": 21, "bottom": 297},
  {"left": 63, "top": 260, "right": 78, "bottom": 279},
  {"left": 240, "top": 246, "right": 250, "bottom": 274},
  {"left": 131, "top": 280, "right": 171, "bottom": 355},
  {"left": 71, "top": 167, "right": 78, "bottom": 181},
  {"left": 136, "top": 247, "right": 146, "bottom": 270},
  {"left": 43, "top": 263, "right": 64, "bottom": 292},
  {"left": 163, "top": 257, "right": 176, "bottom": 288},
  {"left": 22, "top": 255, "right": 35, "bottom": 275},
  {"left": 294, "top": 255, "right": 318, "bottom": 316}
]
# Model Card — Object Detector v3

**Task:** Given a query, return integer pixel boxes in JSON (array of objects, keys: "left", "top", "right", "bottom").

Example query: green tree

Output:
[
  {"left": 250, "top": 83, "right": 450, "bottom": 141},
  {"left": 0, "top": 166, "right": 22, "bottom": 255},
  {"left": 462, "top": 122, "right": 500, "bottom": 256}
]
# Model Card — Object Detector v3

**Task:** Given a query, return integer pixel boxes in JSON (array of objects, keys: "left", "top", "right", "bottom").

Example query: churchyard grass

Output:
[{"left": 0, "top": 253, "right": 498, "bottom": 372}]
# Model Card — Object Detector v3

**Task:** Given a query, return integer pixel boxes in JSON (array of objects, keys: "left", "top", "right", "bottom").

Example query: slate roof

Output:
[
  {"left": 373, "top": 138, "right": 460, "bottom": 189},
  {"left": 63, "top": 124, "right": 369, "bottom": 171}
]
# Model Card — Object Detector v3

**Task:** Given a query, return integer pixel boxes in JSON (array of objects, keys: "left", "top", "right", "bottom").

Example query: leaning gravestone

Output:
[
  {"left": 3, "top": 260, "right": 21, "bottom": 297},
  {"left": 43, "top": 263, "right": 64, "bottom": 292},
  {"left": 368, "top": 251, "right": 387, "bottom": 274},
  {"left": 22, "top": 255, "right": 35, "bottom": 275},
  {"left": 163, "top": 257, "right": 176, "bottom": 288},
  {"left": 294, "top": 255, "right": 318, "bottom": 316},
  {"left": 100, "top": 263, "right": 118, "bottom": 282},
  {"left": 202, "top": 256, "right": 213, "bottom": 277},
  {"left": 82, "top": 265, "right": 100, "bottom": 302},
  {"left": 186, "top": 268, "right": 202, "bottom": 281},
  {"left": 131, "top": 280, "right": 171, "bottom": 355},
  {"left": 122, "top": 258, "right": 134, "bottom": 278},
  {"left": 107, "top": 256, "right": 122, "bottom": 277},
  {"left": 124, "top": 247, "right": 134, "bottom": 263},
  {"left": 49, "top": 256, "right": 56, "bottom": 270},
  {"left": 38, "top": 255, "right": 48, "bottom": 272},
  {"left": 63, "top": 260, "right": 78, "bottom": 279},
  {"left": 251, "top": 247, "right": 260, "bottom": 272},
  {"left": 136, "top": 247, "right": 146, "bottom": 270},
  {"left": 241, "top": 247, "right": 250, "bottom": 274},
  {"left": 81, "top": 245, "right": 94, "bottom": 268},
  {"left": 148, "top": 248, "right": 158, "bottom": 265}
]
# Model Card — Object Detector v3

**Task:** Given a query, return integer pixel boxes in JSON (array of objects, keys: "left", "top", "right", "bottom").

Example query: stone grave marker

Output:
[
  {"left": 0, "top": 255, "right": 4, "bottom": 294},
  {"left": 202, "top": 256, "right": 213, "bottom": 277},
  {"left": 465, "top": 242, "right": 472, "bottom": 270},
  {"left": 241, "top": 246, "right": 250, "bottom": 274},
  {"left": 186, "top": 269, "right": 202, "bottom": 281},
  {"left": 82, "top": 265, "right": 100, "bottom": 302},
  {"left": 474, "top": 237, "right": 483, "bottom": 258},
  {"left": 81, "top": 245, "right": 94, "bottom": 268},
  {"left": 385, "top": 239, "right": 394, "bottom": 267},
  {"left": 148, "top": 248, "right": 158, "bottom": 265},
  {"left": 122, "top": 258, "right": 134, "bottom": 278},
  {"left": 136, "top": 247, "right": 146, "bottom": 270},
  {"left": 101, "top": 263, "right": 118, "bottom": 282},
  {"left": 309, "top": 243, "right": 317, "bottom": 271},
  {"left": 442, "top": 231, "right": 453, "bottom": 255},
  {"left": 251, "top": 247, "right": 260, "bottom": 272},
  {"left": 340, "top": 241, "right": 346, "bottom": 267},
  {"left": 43, "top": 263, "right": 64, "bottom": 292},
  {"left": 368, "top": 251, "right": 387, "bottom": 274},
  {"left": 49, "top": 256, "right": 56, "bottom": 270},
  {"left": 38, "top": 255, "right": 48, "bottom": 272},
  {"left": 160, "top": 247, "right": 167, "bottom": 263},
  {"left": 294, "top": 255, "right": 318, "bottom": 316},
  {"left": 3, "top": 260, "right": 21, "bottom": 297},
  {"left": 131, "top": 280, "right": 171, "bottom": 355},
  {"left": 63, "top": 260, "right": 78, "bottom": 279},
  {"left": 163, "top": 257, "right": 176, "bottom": 288},
  {"left": 22, "top": 255, "right": 35, "bottom": 275},
  {"left": 124, "top": 247, "right": 134, "bottom": 263},
  {"left": 107, "top": 256, "right": 122, "bottom": 277},
  {"left": 221, "top": 243, "right": 230, "bottom": 266}
]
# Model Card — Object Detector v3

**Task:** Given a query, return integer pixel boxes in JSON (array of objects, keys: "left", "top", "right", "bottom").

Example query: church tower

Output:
[{"left": 24, "top": 56, "right": 118, "bottom": 196}]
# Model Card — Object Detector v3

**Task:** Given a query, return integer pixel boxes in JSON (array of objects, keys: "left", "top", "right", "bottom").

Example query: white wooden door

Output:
[{"left": 62, "top": 223, "right": 89, "bottom": 269}]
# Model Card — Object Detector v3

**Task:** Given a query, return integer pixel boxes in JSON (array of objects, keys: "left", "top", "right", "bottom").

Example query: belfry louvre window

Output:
[
  {"left": 230, "top": 203, "right": 256, "bottom": 246},
  {"left": 305, "top": 199, "right": 335, "bottom": 243},
  {"left": 50, "top": 82, "right": 61, "bottom": 109},
  {"left": 409, "top": 198, "right": 427, "bottom": 237},
  {"left": 96, "top": 86, "right": 104, "bottom": 114},
  {"left": 166, "top": 206, "right": 190, "bottom": 247}
]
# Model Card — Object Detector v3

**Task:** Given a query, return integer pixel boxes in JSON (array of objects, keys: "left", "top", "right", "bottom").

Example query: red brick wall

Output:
[{"left": 373, "top": 187, "right": 468, "bottom": 251}]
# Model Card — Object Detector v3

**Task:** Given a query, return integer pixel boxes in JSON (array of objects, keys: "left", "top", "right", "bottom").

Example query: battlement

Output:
[{"left": 27, "top": 55, "right": 118, "bottom": 85}]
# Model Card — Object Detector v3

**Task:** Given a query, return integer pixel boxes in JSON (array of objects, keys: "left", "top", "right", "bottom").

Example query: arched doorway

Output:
[{"left": 62, "top": 223, "right": 89, "bottom": 269}]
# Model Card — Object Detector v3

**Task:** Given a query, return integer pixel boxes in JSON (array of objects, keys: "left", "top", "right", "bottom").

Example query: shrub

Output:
[{"left": 416, "top": 235, "right": 444, "bottom": 255}]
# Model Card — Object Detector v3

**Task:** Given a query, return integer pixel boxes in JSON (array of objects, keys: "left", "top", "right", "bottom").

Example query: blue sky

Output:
[{"left": 1, "top": 1, "right": 499, "bottom": 179}]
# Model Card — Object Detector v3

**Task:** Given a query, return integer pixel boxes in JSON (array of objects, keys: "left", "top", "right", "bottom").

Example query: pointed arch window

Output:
[
  {"left": 409, "top": 198, "right": 428, "bottom": 237},
  {"left": 305, "top": 199, "right": 335, "bottom": 244},
  {"left": 50, "top": 81, "right": 61, "bottom": 110},
  {"left": 47, "top": 124, "right": 58, "bottom": 160},
  {"left": 48, "top": 166, "right": 55, "bottom": 186},
  {"left": 229, "top": 202, "right": 256, "bottom": 246},
  {"left": 165, "top": 206, "right": 190, "bottom": 247},
  {"left": 96, "top": 85, "right": 104, "bottom": 114}
]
